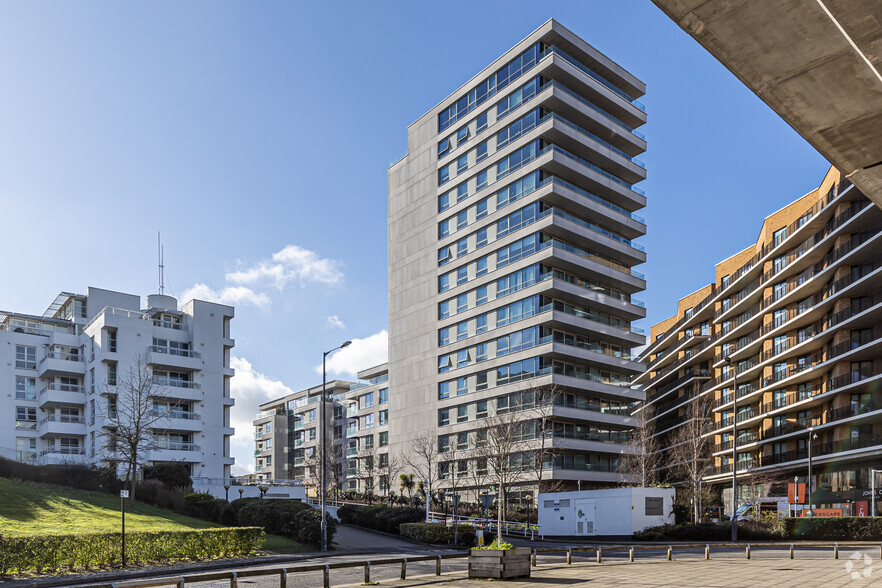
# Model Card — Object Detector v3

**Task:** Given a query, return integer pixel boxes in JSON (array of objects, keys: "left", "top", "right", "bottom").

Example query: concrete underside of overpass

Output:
[{"left": 652, "top": 0, "right": 882, "bottom": 206}]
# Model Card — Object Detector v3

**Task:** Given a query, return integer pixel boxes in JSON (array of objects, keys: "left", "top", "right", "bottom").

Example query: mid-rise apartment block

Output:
[
  {"left": 2, "top": 287, "right": 236, "bottom": 480},
  {"left": 638, "top": 168, "right": 882, "bottom": 513},
  {"left": 387, "top": 19, "right": 648, "bottom": 499},
  {"left": 253, "top": 364, "right": 391, "bottom": 495}
]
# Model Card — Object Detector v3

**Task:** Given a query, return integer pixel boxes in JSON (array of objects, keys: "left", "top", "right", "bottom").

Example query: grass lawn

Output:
[{"left": 0, "top": 477, "right": 310, "bottom": 553}]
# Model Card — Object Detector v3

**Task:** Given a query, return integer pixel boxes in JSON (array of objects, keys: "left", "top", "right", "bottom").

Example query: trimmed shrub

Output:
[
  {"left": 184, "top": 492, "right": 214, "bottom": 503},
  {"left": 337, "top": 505, "right": 425, "bottom": 534},
  {"left": 399, "top": 523, "right": 476, "bottom": 546},
  {"left": 0, "top": 457, "right": 121, "bottom": 495},
  {"left": 236, "top": 499, "right": 335, "bottom": 546},
  {"left": 633, "top": 522, "right": 782, "bottom": 542},
  {"left": 142, "top": 463, "right": 192, "bottom": 490},
  {"left": 781, "top": 517, "right": 882, "bottom": 540},
  {"left": 0, "top": 527, "right": 264, "bottom": 575}
]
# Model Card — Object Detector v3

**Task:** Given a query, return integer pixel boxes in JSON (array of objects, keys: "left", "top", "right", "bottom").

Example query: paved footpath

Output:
[{"left": 176, "top": 547, "right": 882, "bottom": 588}]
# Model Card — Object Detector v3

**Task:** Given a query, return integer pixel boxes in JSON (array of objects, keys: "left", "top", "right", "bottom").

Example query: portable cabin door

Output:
[{"left": 574, "top": 498, "right": 596, "bottom": 535}]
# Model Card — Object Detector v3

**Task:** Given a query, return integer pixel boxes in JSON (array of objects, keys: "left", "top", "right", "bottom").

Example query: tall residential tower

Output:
[{"left": 387, "top": 20, "right": 648, "bottom": 500}]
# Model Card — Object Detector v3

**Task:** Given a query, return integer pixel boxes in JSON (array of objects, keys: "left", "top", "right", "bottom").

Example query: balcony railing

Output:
[
  {"left": 39, "top": 383, "right": 85, "bottom": 395},
  {"left": 542, "top": 45, "right": 646, "bottom": 112},
  {"left": 40, "top": 447, "right": 85, "bottom": 456},
  {"left": 39, "top": 414, "right": 85, "bottom": 425},
  {"left": 763, "top": 435, "right": 882, "bottom": 467},
  {"left": 152, "top": 377, "right": 200, "bottom": 389},
  {"left": 153, "top": 441, "right": 200, "bottom": 452},
  {"left": 149, "top": 345, "right": 201, "bottom": 359},
  {"left": 40, "top": 351, "right": 84, "bottom": 365},
  {"left": 539, "top": 80, "right": 646, "bottom": 140}
]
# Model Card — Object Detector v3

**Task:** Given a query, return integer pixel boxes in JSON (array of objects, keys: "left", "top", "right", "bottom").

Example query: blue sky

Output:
[{"left": 0, "top": 1, "right": 828, "bottom": 473}]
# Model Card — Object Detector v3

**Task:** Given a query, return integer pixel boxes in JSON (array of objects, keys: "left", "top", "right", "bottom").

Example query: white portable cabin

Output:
[{"left": 538, "top": 487, "right": 675, "bottom": 539}]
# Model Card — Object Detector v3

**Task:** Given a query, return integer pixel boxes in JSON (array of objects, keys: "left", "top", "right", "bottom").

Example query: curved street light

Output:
[{"left": 321, "top": 341, "right": 351, "bottom": 553}]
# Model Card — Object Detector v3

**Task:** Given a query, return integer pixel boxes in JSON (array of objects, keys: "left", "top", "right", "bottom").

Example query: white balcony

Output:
[
  {"left": 38, "top": 384, "right": 86, "bottom": 408},
  {"left": 38, "top": 352, "right": 86, "bottom": 379},
  {"left": 38, "top": 415, "right": 86, "bottom": 437},
  {"left": 147, "top": 346, "right": 202, "bottom": 371}
]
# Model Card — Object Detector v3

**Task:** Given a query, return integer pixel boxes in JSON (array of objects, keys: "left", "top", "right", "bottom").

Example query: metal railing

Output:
[
  {"left": 149, "top": 345, "right": 201, "bottom": 359},
  {"left": 78, "top": 540, "right": 882, "bottom": 588}
]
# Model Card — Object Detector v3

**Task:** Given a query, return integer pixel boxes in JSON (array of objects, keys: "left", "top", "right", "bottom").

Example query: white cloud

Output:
[
  {"left": 228, "top": 356, "right": 293, "bottom": 476},
  {"left": 319, "top": 330, "right": 388, "bottom": 378},
  {"left": 327, "top": 315, "right": 346, "bottom": 330},
  {"left": 181, "top": 283, "right": 271, "bottom": 309},
  {"left": 226, "top": 244, "right": 343, "bottom": 290}
]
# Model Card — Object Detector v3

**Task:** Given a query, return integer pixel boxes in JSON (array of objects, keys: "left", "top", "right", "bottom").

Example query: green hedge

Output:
[
  {"left": 0, "top": 527, "right": 264, "bottom": 574},
  {"left": 337, "top": 505, "right": 425, "bottom": 534},
  {"left": 781, "top": 517, "right": 882, "bottom": 540},
  {"left": 236, "top": 499, "right": 335, "bottom": 545},
  {"left": 633, "top": 522, "right": 781, "bottom": 541},
  {"left": 399, "top": 523, "right": 477, "bottom": 546}
]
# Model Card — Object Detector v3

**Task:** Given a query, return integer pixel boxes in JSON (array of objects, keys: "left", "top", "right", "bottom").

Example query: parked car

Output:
[{"left": 727, "top": 497, "right": 789, "bottom": 521}]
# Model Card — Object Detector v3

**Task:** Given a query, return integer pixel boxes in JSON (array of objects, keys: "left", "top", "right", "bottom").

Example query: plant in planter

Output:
[{"left": 469, "top": 540, "right": 531, "bottom": 579}]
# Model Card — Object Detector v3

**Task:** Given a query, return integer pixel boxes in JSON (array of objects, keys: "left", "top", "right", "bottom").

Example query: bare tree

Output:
[
  {"left": 473, "top": 406, "right": 529, "bottom": 531},
  {"left": 357, "top": 443, "right": 378, "bottom": 500},
  {"left": 405, "top": 431, "right": 441, "bottom": 512},
  {"left": 98, "top": 354, "right": 174, "bottom": 502},
  {"left": 524, "top": 384, "right": 563, "bottom": 494},
  {"left": 670, "top": 392, "right": 714, "bottom": 523},
  {"left": 377, "top": 449, "right": 403, "bottom": 500},
  {"left": 618, "top": 402, "right": 659, "bottom": 487}
]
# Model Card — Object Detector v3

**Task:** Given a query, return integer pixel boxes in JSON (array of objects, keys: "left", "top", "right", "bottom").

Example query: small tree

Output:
[
  {"left": 618, "top": 401, "right": 659, "bottom": 487},
  {"left": 98, "top": 354, "right": 175, "bottom": 502},
  {"left": 400, "top": 473, "right": 416, "bottom": 505},
  {"left": 357, "top": 443, "right": 377, "bottom": 499},
  {"left": 525, "top": 384, "right": 562, "bottom": 493},
  {"left": 378, "top": 450, "right": 403, "bottom": 498},
  {"left": 474, "top": 406, "right": 528, "bottom": 531},
  {"left": 405, "top": 431, "right": 441, "bottom": 512},
  {"left": 670, "top": 391, "right": 714, "bottom": 523}
]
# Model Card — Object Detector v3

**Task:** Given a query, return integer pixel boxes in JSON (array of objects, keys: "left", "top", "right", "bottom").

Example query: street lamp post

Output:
[
  {"left": 872, "top": 470, "right": 882, "bottom": 516},
  {"left": 223, "top": 483, "right": 231, "bottom": 502},
  {"left": 424, "top": 478, "right": 430, "bottom": 523},
  {"left": 807, "top": 429, "right": 817, "bottom": 514},
  {"left": 389, "top": 489, "right": 396, "bottom": 507},
  {"left": 438, "top": 488, "right": 447, "bottom": 522},
  {"left": 725, "top": 356, "right": 738, "bottom": 542},
  {"left": 321, "top": 341, "right": 351, "bottom": 553}
]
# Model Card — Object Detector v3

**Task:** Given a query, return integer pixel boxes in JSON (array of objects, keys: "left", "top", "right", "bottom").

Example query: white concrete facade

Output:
[{"left": 1, "top": 286, "right": 235, "bottom": 480}]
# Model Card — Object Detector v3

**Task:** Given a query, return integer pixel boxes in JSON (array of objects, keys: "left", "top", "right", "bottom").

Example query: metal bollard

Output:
[
  {"left": 532, "top": 549, "right": 537, "bottom": 567},
  {"left": 280, "top": 570, "right": 287, "bottom": 588},
  {"left": 567, "top": 547, "right": 572, "bottom": 564},
  {"left": 705, "top": 544, "right": 710, "bottom": 560},
  {"left": 790, "top": 544, "right": 794, "bottom": 559},
  {"left": 629, "top": 546, "right": 634, "bottom": 562},
  {"left": 364, "top": 561, "right": 371, "bottom": 584},
  {"left": 323, "top": 565, "right": 330, "bottom": 588},
  {"left": 596, "top": 547, "right": 602, "bottom": 564},
  {"left": 178, "top": 577, "right": 185, "bottom": 588},
  {"left": 230, "top": 571, "right": 238, "bottom": 588},
  {"left": 667, "top": 545, "right": 672, "bottom": 561},
  {"left": 436, "top": 555, "right": 442, "bottom": 575},
  {"left": 746, "top": 544, "right": 750, "bottom": 559},
  {"left": 401, "top": 558, "right": 407, "bottom": 580},
  {"left": 834, "top": 542, "right": 839, "bottom": 559}
]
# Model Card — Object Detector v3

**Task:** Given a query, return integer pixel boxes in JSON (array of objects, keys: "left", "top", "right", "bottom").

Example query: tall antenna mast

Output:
[{"left": 158, "top": 232, "right": 165, "bottom": 295}]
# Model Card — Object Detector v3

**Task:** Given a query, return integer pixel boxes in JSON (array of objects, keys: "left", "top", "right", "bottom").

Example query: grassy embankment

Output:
[{"left": 0, "top": 477, "right": 307, "bottom": 553}]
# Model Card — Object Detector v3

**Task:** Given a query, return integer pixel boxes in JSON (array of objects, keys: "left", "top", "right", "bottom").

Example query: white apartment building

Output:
[{"left": 1, "top": 287, "right": 236, "bottom": 480}]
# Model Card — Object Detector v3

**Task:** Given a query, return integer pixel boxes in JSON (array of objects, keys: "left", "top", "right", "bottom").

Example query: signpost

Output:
[
  {"left": 480, "top": 492, "right": 496, "bottom": 536},
  {"left": 452, "top": 493, "right": 461, "bottom": 545},
  {"left": 120, "top": 489, "right": 130, "bottom": 567}
]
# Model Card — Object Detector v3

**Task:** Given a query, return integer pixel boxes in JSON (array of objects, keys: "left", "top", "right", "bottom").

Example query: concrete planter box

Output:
[{"left": 468, "top": 547, "right": 531, "bottom": 579}]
